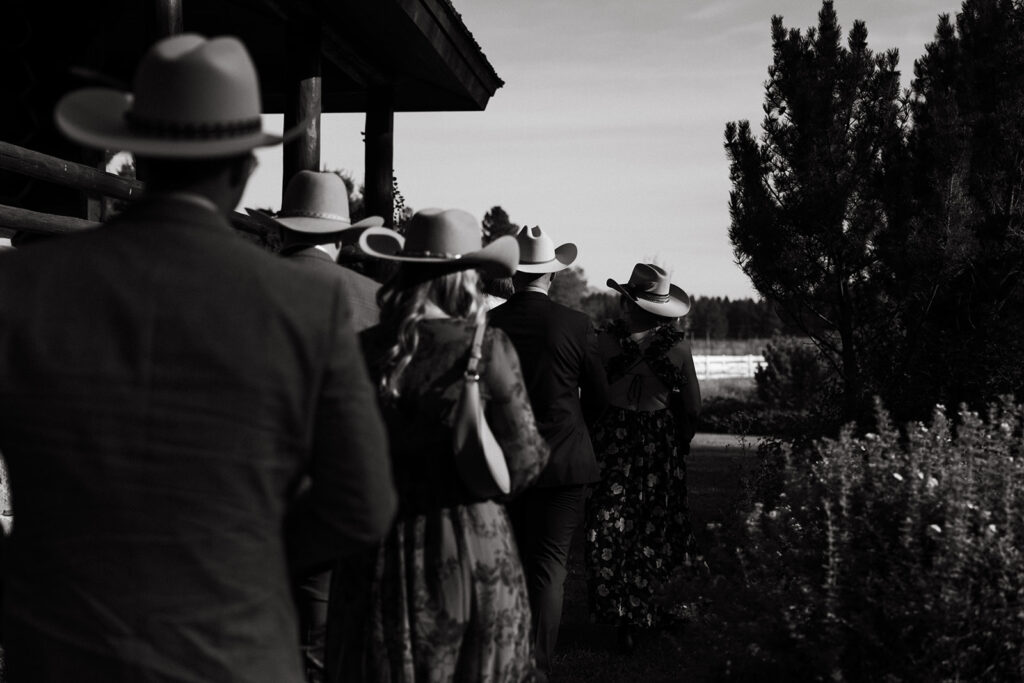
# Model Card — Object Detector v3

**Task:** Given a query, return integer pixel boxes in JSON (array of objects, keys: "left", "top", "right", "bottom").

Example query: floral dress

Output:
[
  {"left": 585, "top": 320, "right": 703, "bottom": 629},
  {"left": 329, "top": 319, "right": 550, "bottom": 683}
]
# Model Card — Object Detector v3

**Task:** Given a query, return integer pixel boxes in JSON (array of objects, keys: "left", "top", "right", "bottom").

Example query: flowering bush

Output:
[{"left": 728, "top": 399, "right": 1024, "bottom": 680}]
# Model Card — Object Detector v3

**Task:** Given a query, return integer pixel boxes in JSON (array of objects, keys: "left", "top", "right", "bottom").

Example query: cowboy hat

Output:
[
  {"left": 607, "top": 263, "right": 691, "bottom": 318},
  {"left": 513, "top": 225, "right": 577, "bottom": 273},
  {"left": 358, "top": 209, "right": 518, "bottom": 278},
  {"left": 245, "top": 171, "right": 384, "bottom": 235},
  {"left": 56, "top": 34, "right": 305, "bottom": 158}
]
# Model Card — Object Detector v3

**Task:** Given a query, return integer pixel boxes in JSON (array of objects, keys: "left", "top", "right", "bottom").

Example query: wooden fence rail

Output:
[
  {"left": 0, "top": 140, "right": 142, "bottom": 201},
  {"left": 0, "top": 140, "right": 271, "bottom": 239},
  {"left": 0, "top": 204, "right": 101, "bottom": 238},
  {"left": 693, "top": 354, "right": 767, "bottom": 380}
]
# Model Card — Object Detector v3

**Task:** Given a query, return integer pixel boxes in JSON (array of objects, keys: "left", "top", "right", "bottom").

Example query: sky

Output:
[{"left": 239, "top": 0, "right": 963, "bottom": 300}]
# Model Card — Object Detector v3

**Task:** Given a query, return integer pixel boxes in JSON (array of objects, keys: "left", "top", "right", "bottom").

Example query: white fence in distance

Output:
[{"left": 693, "top": 355, "right": 767, "bottom": 380}]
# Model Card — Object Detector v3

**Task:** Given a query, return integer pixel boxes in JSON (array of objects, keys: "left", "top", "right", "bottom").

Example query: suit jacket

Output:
[
  {"left": 284, "top": 248, "right": 380, "bottom": 332},
  {"left": 0, "top": 196, "right": 396, "bottom": 683},
  {"left": 489, "top": 291, "right": 608, "bottom": 487}
]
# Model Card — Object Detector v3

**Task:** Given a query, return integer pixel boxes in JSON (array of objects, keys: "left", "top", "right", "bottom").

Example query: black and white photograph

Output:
[{"left": 0, "top": 0, "right": 1019, "bottom": 680}]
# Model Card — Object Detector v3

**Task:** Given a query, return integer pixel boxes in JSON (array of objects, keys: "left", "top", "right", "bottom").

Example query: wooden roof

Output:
[
  {"left": 50, "top": 0, "right": 504, "bottom": 113},
  {"left": 239, "top": 0, "right": 506, "bottom": 113}
]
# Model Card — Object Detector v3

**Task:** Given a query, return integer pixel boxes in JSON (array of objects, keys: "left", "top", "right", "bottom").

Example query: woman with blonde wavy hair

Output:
[{"left": 328, "top": 209, "right": 550, "bottom": 683}]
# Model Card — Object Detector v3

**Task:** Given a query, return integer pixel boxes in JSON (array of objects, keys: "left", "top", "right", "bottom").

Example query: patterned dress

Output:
[
  {"left": 330, "top": 319, "right": 550, "bottom": 682},
  {"left": 585, "top": 321, "right": 702, "bottom": 629}
]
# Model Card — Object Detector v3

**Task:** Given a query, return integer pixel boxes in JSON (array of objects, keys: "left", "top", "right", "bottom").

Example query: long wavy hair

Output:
[{"left": 377, "top": 264, "right": 485, "bottom": 399}]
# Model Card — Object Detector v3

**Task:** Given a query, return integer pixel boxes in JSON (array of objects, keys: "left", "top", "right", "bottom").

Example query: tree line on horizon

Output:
[{"left": 480, "top": 206, "right": 803, "bottom": 339}]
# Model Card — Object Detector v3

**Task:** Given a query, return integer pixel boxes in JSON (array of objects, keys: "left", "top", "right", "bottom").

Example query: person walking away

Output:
[
  {"left": 0, "top": 35, "right": 396, "bottom": 683},
  {"left": 585, "top": 263, "right": 703, "bottom": 653},
  {"left": 329, "top": 209, "right": 551, "bottom": 682},
  {"left": 488, "top": 225, "right": 609, "bottom": 682},
  {"left": 246, "top": 169, "right": 396, "bottom": 682},
  {"left": 246, "top": 170, "right": 388, "bottom": 332}
]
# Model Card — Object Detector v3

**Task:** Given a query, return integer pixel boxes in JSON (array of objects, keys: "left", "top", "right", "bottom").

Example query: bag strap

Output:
[{"left": 465, "top": 313, "right": 487, "bottom": 380}]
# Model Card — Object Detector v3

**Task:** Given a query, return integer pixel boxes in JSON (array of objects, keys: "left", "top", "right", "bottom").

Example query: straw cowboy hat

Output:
[
  {"left": 607, "top": 263, "right": 691, "bottom": 318},
  {"left": 56, "top": 34, "right": 305, "bottom": 158},
  {"left": 513, "top": 225, "right": 577, "bottom": 273},
  {"left": 359, "top": 209, "right": 518, "bottom": 278},
  {"left": 245, "top": 171, "right": 385, "bottom": 236}
]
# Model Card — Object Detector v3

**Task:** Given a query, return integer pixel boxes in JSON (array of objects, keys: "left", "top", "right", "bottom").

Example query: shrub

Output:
[
  {"left": 755, "top": 337, "right": 833, "bottom": 411},
  {"left": 730, "top": 398, "right": 1024, "bottom": 680},
  {"left": 696, "top": 397, "right": 809, "bottom": 437}
]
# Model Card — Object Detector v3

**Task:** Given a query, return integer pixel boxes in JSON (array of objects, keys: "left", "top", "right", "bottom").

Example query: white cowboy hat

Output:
[
  {"left": 55, "top": 34, "right": 305, "bottom": 158},
  {"left": 245, "top": 171, "right": 384, "bottom": 235},
  {"left": 513, "top": 225, "right": 577, "bottom": 273},
  {"left": 359, "top": 208, "right": 518, "bottom": 278},
  {"left": 607, "top": 263, "right": 691, "bottom": 318}
]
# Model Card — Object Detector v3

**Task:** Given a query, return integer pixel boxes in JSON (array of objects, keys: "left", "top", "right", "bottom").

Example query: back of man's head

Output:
[
  {"left": 135, "top": 153, "right": 255, "bottom": 215},
  {"left": 512, "top": 271, "right": 554, "bottom": 292}
]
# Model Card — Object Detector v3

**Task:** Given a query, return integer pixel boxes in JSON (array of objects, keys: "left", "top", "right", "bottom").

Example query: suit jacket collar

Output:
[
  {"left": 116, "top": 194, "right": 235, "bottom": 233},
  {"left": 286, "top": 247, "right": 334, "bottom": 264},
  {"left": 511, "top": 290, "right": 550, "bottom": 303}
]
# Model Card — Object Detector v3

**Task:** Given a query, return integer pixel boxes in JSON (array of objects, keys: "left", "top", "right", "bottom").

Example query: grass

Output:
[{"left": 699, "top": 376, "right": 757, "bottom": 402}]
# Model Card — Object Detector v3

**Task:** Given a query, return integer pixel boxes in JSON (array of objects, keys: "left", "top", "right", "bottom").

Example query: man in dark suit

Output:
[
  {"left": 247, "top": 170, "right": 390, "bottom": 334},
  {"left": 0, "top": 35, "right": 396, "bottom": 682},
  {"left": 249, "top": 170, "right": 401, "bottom": 682},
  {"left": 489, "top": 226, "right": 609, "bottom": 682}
]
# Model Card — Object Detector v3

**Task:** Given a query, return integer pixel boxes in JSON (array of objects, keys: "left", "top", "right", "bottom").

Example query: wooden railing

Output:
[{"left": 0, "top": 140, "right": 274, "bottom": 240}]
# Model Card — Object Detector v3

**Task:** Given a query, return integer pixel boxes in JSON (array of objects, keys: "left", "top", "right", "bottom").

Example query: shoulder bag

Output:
[{"left": 453, "top": 316, "right": 511, "bottom": 498}]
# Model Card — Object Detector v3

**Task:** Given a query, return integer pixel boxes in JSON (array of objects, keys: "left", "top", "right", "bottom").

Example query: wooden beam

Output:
[
  {"left": 0, "top": 141, "right": 143, "bottom": 202},
  {"left": 154, "top": 0, "right": 184, "bottom": 39},
  {"left": 364, "top": 88, "right": 395, "bottom": 227},
  {"left": 0, "top": 204, "right": 100, "bottom": 235},
  {"left": 283, "top": 20, "right": 322, "bottom": 194},
  {"left": 0, "top": 201, "right": 274, "bottom": 244}
]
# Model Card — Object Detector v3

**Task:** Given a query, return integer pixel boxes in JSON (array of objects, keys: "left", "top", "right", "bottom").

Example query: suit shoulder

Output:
[{"left": 548, "top": 300, "right": 594, "bottom": 329}]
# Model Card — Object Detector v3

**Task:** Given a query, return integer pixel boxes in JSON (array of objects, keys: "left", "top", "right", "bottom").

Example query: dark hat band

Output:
[
  {"left": 626, "top": 284, "right": 670, "bottom": 303},
  {"left": 277, "top": 209, "right": 353, "bottom": 223},
  {"left": 124, "top": 111, "right": 262, "bottom": 139}
]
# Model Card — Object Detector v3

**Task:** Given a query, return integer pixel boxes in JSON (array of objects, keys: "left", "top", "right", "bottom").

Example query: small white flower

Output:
[
  {"left": 927, "top": 477, "right": 938, "bottom": 489},
  {"left": 928, "top": 524, "right": 942, "bottom": 534},
  {"left": 987, "top": 524, "right": 998, "bottom": 535},
  {"left": 892, "top": 472, "right": 904, "bottom": 482},
  {"left": 865, "top": 433, "right": 878, "bottom": 441}
]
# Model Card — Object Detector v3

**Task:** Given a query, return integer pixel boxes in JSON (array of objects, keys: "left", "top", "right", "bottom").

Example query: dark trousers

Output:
[
  {"left": 509, "top": 485, "right": 588, "bottom": 680},
  {"left": 295, "top": 570, "right": 330, "bottom": 683}
]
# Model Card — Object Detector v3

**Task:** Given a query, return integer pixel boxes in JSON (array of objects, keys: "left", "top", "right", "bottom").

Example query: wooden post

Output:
[
  {"left": 154, "top": 0, "right": 184, "bottom": 39},
  {"left": 283, "top": 22, "right": 322, "bottom": 194},
  {"left": 364, "top": 88, "right": 394, "bottom": 226}
]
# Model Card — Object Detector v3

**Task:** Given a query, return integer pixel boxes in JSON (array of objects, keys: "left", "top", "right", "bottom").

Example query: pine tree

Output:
[
  {"left": 725, "top": 1, "right": 908, "bottom": 418},
  {"left": 481, "top": 206, "right": 519, "bottom": 245},
  {"left": 890, "top": 0, "right": 1024, "bottom": 415}
]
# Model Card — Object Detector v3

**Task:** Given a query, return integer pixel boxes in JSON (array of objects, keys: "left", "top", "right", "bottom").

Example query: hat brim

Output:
[
  {"left": 359, "top": 229, "right": 518, "bottom": 278},
  {"left": 516, "top": 242, "right": 578, "bottom": 273},
  {"left": 244, "top": 209, "right": 385, "bottom": 240},
  {"left": 56, "top": 88, "right": 306, "bottom": 158},
  {"left": 607, "top": 278, "right": 691, "bottom": 318}
]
